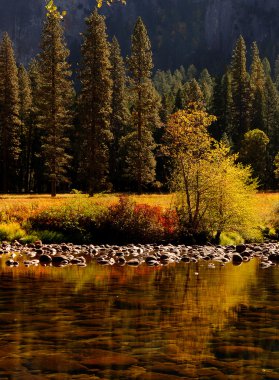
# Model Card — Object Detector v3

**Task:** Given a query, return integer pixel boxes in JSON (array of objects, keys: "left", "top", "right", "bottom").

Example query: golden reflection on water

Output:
[
  {"left": 1, "top": 258, "right": 279, "bottom": 379},
  {"left": 0, "top": 261, "right": 257, "bottom": 345}
]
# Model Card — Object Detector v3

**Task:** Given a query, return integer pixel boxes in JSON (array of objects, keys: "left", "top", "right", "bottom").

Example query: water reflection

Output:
[{"left": 0, "top": 259, "right": 279, "bottom": 379}]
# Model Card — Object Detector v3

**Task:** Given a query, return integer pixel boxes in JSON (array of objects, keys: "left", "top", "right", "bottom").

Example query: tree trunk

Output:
[
  {"left": 214, "top": 230, "right": 222, "bottom": 244},
  {"left": 51, "top": 178, "right": 56, "bottom": 197}
]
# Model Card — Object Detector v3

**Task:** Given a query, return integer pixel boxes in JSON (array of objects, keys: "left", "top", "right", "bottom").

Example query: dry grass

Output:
[{"left": 0, "top": 192, "right": 278, "bottom": 225}]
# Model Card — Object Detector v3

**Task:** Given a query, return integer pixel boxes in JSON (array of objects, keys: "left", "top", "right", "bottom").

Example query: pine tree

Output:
[
  {"left": 37, "top": 11, "right": 74, "bottom": 197},
  {"left": 239, "top": 129, "right": 269, "bottom": 186},
  {"left": 109, "top": 36, "right": 129, "bottom": 190},
  {"left": 274, "top": 54, "right": 279, "bottom": 89},
  {"left": 79, "top": 9, "right": 112, "bottom": 196},
  {"left": 250, "top": 42, "right": 266, "bottom": 132},
  {"left": 173, "top": 87, "right": 184, "bottom": 112},
  {"left": 199, "top": 68, "right": 214, "bottom": 110},
  {"left": 28, "top": 58, "right": 44, "bottom": 192},
  {"left": 222, "top": 71, "right": 234, "bottom": 137},
  {"left": 183, "top": 79, "right": 204, "bottom": 108},
  {"left": 264, "top": 75, "right": 279, "bottom": 186},
  {"left": 18, "top": 65, "right": 33, "bottom": 192},
  {"left": 186, "top": 64, "right": 198, "bottom": 81},
  {"left": 125, "top": 17, "right": 161, "bottom": 193},
  {"left": 0, "top": 33, "right": 21, "bottom": 193},
  {"left": 210, "top": 71, "right": 233, "bottom": 142},
  {"left": 262, "top": 57, "right": 271, "bottom": 77},
  {"left": 265, "top": 76, "right": 279, "bottom": 153},
  {"left": 230, "top": 36, "right": 251, "bottom": 148}
]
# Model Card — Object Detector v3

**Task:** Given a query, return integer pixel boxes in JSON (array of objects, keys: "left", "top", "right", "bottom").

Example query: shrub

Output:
[
  {"left": 260, "top": 226, "right": 278, "bottom": 241},
  {"left": 35, "top": 230, "right": 66, "bottom": 244},
  {"left": 0, "top": 223, "right": 26, "bottom": 242},
  {"left": 101, "top": 196, "right": 175, "bottom": 243},
  {"left": 28, "top": 196, "right": 179, "bottom": 244},
  {"left": 29, "top": 200, "right": 108, "bottom": 243},
  {"left": 219, "top": 232, "right": 244, "bottom": 246},
  {"left": 19, "top": 234, "right": 40, "bottom": 244}
]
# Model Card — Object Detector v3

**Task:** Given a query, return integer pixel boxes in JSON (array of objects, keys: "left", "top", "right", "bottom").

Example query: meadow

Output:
[
  {"left": 0, "top": 193, "right": 175, "bottom": 223},
  {"left": 0, "top": 192, "right": 278, "bottom": 220},
  {"left": 0, "top": 192, "right": 278, "bottom": 244}
]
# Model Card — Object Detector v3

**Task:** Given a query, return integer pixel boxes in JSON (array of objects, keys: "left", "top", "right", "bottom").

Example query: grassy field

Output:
[
  {"left": 0, "top": 192, "right": 278, "bottom": 244},
  {"left": 0, "top": 192, "right": 278, "bottom": 224}
]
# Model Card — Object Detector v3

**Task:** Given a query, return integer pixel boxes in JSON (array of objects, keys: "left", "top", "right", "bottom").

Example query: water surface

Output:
[{"left": 0, "top": 259, "right": 279, "bottom": 379}]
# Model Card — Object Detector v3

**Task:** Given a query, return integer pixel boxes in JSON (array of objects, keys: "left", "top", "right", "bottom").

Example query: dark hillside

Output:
[{"left": 1, "top": 0, "right": 279, "bottom": 71}]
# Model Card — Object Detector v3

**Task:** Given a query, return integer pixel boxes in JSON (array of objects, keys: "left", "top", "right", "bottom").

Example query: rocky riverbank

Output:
[{"left": 1, "top": 240, "right": 279, "bottom": 269}]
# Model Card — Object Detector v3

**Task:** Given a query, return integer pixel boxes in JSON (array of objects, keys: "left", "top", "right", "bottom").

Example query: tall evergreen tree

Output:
[
  {"left": 250, "top": 42, "right": 266, "bottom": 132},
  {"left": 264, "top": 75, "right": 279, "bottom": 187},
  {"left": 79, "top": 9, "right": 112, "bottom": 196},
  {"left": 124, "top": 17, "right": 160, "bottom": 193},
  {"left": 274, "top": 54, "right": 279, "bottom": 89},
  {"left": 265, "top": 76, "right": 279, "bottom": 153},
  {"left": 262, "top": 57, "right": 271, "bottom": 77},
  {"left": 173, "top": 87, "right": 184, "bottom": 112},
  {"left": 18, "top": 65, "right": 33, "bottom": 192},
  {"left": 186, "top": 64, "right": 198, "bottom": 81},
  {"left": 109, "top": 36, "right": 128, "bottom": 190},
  {"left": 222, "top": 71, "right": 234, "bottom": 139},
  {"left": 230, "top": 36, "right": 251, "bottom": 148},
  {"left": 183, "top": 79, "right": 204, "bottom": 108},
  {"left": 37, "top": 11, "right": 74, "bottom": 197},
  {"left": 28, "top": 58, "right": 44, "bottom": 192},
  {"left": 239, "top": 129, "right": 269, "bottom": 186},
  {"left": 0, "top": 33, "right": 21, "bottom": 193},
  {"left": 199, "top": 68, "right": 214, "bottom": 110}
]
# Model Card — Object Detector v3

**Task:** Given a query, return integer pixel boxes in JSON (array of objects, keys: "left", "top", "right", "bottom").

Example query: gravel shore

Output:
[{"left": 1, "top": 240, "right": 279, "bottom": 269}]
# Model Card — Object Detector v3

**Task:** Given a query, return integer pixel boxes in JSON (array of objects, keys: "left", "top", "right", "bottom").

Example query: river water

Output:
[{"left": 0, "top": 258, "right": 279, "bottom": 379}]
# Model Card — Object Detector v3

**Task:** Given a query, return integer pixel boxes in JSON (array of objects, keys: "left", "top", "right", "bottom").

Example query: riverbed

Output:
[{"left": 0, "top": 257, "right": 279, "bottom": 379}]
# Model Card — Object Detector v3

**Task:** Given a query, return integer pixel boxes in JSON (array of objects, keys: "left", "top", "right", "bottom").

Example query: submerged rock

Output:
[{"left": 214, "top": 345, "right": 265, "bottom": 359}]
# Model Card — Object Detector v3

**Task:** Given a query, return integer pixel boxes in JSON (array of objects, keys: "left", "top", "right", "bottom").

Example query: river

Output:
[{"left": 0, "top": 259, "right": 279, "bottom": 379}]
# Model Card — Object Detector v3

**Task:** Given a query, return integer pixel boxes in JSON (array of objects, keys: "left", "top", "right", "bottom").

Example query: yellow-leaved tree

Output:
[{"left": 164, "top": 103, "right": 261, "bottom": 243}]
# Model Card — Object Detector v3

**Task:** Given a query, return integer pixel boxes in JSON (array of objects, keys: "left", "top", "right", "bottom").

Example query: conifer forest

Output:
[{"left": 0, "top": 4, "right": 279, "bottom": 197}]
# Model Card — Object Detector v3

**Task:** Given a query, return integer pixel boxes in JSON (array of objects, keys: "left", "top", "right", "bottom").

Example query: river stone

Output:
[
  {"left": 116, "top": 257, "right": 126, "bottom": 265},
  {"left": 127, "top": 259, "right": 140, "bottom": 266},
  {"left": 181, "top": 255, "right": 190, "bottom": 263},
  {"left": 13, "top": 373, "right": 48, "bottom": 380},
  {"left": 261, "top": 372, "right": 279, "bottom": 380},
  {"left": 202, "top": 358, "right": 240, "bottom": 373},
  {"left": 145, "top": 256, "right": 157, "bottom": 263},
  {"left": 146, "top": 260, "right": 159, "bottom": 266},
  {"left": 214, "top": 345, "right": 265, "bottom": 359},
  {"left": 268, "top": 253, "right": 279, "bottom": 262},
  {"left": 39, "top": 254, "right": 52, "bottom": 264},
  {"left": 5, "top": 259, "right": 14, "bottom": 266},
  {"left": 81, "top": 349, "right": 138, "bottom": 368},
  {"left": 148, "top": 363, "right": 197, "bottom": 378},
  {"left": 24, "top": 354, "right": 88, "bottom": 373},
  {"left": 197, "top": 368, "right": 227, "bottom": 379},
  {"left": 235, "top": 244, "right": 246, "bottom": 253},
  {"left": 52, "top": 255, "right": 69, "bottom": 265},
  {"left": 137, "top": 372, "right": 183, "bottom": 380},
  {"left": 232, "top": 254, "right": 243, "bottom": 265},
  {"left": 0, "top": 358, "right": 25, "bottom": 372},
  {"left": 70, "top": 258, "right": 83, "bottom": 264}
]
